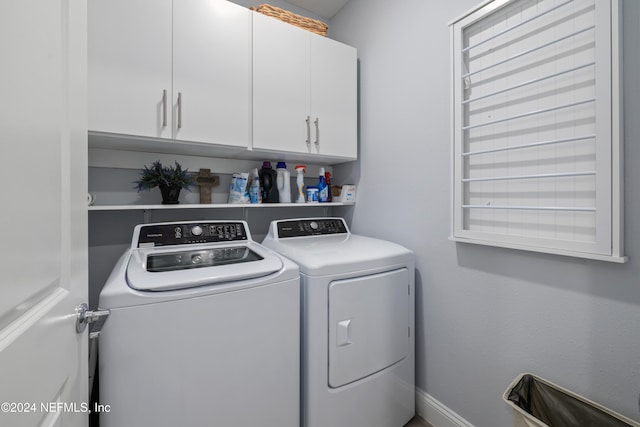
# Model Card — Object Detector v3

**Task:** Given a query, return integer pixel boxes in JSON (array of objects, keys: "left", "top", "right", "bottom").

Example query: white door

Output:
[
  {"left": 173, "top": 0, "right": 251, "bottom": 148},
  {"left": 0, "top": 0, "right": 88, "bottom": 426},
  {"left": 88, "top": 0, "right": 172, "bottom": 138},
  {"left": 328, "top": 269, "right": 409, "bottom": 388}
]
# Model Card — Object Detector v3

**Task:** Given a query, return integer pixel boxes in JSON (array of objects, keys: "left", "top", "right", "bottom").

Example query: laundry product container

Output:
[{"left": 504, "top": 373, "right": 640, "bottom": 427}]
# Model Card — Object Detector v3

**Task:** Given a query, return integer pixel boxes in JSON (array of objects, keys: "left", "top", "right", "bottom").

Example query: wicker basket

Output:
[{"left": 250, "top": 4, "right": 328, "bottom": 36}]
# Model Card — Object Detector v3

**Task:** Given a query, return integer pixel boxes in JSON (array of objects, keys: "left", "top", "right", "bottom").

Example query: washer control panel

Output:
[
  {"left": 276, "top": 218, "right": 348, "bottom": 238},
  {"left": 137, "top": 222, "right": 248, "bottom": 247}
]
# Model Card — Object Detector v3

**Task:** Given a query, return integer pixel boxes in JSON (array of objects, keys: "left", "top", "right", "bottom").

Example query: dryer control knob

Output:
[
  {"left": 191, "top": 225, "right": 203, "bottom": 236},
  {"left": 309, "top": 221, "right": 319, "bottom": 230}
]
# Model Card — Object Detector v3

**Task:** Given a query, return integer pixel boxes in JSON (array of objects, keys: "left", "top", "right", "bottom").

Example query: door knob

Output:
[{"left": 75, "top": 303, "right": 110, "bottom": 334}]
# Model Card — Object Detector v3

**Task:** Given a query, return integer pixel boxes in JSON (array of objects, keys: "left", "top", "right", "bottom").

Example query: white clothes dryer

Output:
[
  {"left": 262, "top": 217, "right": 415, "bottom": 427},
  {"left": 98, "top": 220, "right": 299, "bottom": 427}
]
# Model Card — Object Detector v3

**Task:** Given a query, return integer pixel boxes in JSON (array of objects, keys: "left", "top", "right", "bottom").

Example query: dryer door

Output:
[{"left": 328, "top": 268, "right": 409, "bottom": 388}]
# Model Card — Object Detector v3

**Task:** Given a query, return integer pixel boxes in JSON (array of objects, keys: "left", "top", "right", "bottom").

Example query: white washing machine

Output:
[
  {"left": 262, "top": 217, "right": 415, "bottom": 427},
  {"left": 98, "top": 220, "right": 300, "bottom": 427}
]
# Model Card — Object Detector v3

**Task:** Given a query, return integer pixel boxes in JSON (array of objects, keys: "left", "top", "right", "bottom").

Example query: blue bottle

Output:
[
  {"left": 318, "top": 167, "right": 329, "bottom": 203},
  {"left": 249, "top": 168, "right": 262, "bottom": 204}
]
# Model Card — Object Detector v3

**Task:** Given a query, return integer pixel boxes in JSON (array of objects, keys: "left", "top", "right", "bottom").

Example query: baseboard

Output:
[{"left": 415, "top": 387, "right": 474, "bottom": 427}]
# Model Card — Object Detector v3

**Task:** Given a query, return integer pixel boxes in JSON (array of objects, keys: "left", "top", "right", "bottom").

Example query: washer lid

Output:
[{"left": 126, "top": 243, "right": 283, "bottom": 291}]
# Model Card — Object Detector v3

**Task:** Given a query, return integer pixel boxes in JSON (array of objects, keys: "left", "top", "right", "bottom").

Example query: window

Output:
[{"left": 449, "top": 0, "right": 625, "bottom": 262}]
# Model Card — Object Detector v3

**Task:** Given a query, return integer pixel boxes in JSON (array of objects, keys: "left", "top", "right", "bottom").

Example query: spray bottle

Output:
[{"left": 294, "top": 165, "right": 306, "bottom": 203}]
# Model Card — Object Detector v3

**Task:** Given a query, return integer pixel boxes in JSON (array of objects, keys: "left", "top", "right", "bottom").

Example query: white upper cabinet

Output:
[
  {"left": 89, "top": 0, "right": 173, "bottom": 138},
  {"left": 173, "top": 0, "right": 251, "bottom": 146},
  {"left": 252, "top": 12, "right": 357, "bottom": 160},
  {"left": 253, "top": 13, "right": 311, "bottom": 154},
  {"left": 89, "top": 0, "right": 251, "bottom": 148},
  {"left": 89, "top": 1, "right": 357, "bottom": 162},
  {"left": 310, "top": 35, "right": 358, "bottom": 159}
]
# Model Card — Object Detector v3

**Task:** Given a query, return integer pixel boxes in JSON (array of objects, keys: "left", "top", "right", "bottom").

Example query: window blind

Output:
[{"left": 450, "top": 0, "right": 625, "bottom": 262}]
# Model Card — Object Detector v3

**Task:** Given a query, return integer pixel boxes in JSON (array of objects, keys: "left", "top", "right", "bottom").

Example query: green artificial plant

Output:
[{"left": 134, "top": 160, "right": 194, "bottom": 191}]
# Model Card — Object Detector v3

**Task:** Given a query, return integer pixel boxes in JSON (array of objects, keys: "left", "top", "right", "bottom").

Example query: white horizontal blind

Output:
[{"left": 450, "top": 0, "right": 625, "bottom": 262}]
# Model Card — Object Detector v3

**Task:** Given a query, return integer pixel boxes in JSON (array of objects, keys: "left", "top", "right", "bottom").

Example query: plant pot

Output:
[{"left": 159, "top": 185, "right": 181, "bottom": 204}]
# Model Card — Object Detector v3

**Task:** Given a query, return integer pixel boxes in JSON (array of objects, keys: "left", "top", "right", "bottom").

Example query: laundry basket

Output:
[
  {"left": 250, "top": 4, "right": 328, "bottom": 36},
  {"left": 503, "top": 373, "right": 640, "bottom": 427}
]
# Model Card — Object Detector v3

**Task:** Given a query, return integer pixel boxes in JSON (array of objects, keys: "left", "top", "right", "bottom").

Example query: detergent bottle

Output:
[
  {"left": 276, "top": 162, "right": 291, "bottom": 203},
  {"left": 294, "top": 165, "right": 306, "bottom": 203},
  {"left": 259, "top": 161, "right": 279, "bottom": 203},
  {"left": 318, "top": 167, "right": 329, "bottom": 203},
  {"left": 249, "top": 168, "right": 262, "bottom": 204},
  {"left": 324, "top": 170, "right": 332, "bottom": 202}
]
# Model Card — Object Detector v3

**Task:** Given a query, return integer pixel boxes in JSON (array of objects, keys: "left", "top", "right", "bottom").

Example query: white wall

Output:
[{"left": 330, "top": 1, "right": 640, "bottom": 426}]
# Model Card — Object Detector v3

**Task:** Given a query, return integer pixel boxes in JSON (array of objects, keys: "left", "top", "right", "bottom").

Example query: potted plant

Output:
[{"left": 134, "top": 160, "right": 194, "bottom": 204}]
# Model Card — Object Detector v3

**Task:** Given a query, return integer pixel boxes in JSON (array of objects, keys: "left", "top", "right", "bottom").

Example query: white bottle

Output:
[
  {"left": 276, "top": 162, "right": 291, "bottom": 203},
  {"left": 294, "top": 165, "right": 306, "bottom": 203}
]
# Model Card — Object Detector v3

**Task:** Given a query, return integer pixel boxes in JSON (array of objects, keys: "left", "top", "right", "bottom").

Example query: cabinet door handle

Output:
[
  {"left": 314, "top": 117, "right": 320, "bottom": 147},
  {"left": 162, "top": 89, "right": 167, "bottom": 127},
  {"left": 177, "top": 92, "right": 183, "bottom": 129},
  {"left": 305, "top": 116, "right": 311, "bottom": 146}
]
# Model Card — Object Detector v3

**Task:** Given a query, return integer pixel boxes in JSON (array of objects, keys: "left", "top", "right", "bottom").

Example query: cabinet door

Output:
[
  {"left": 88, "top": 0, "right": 172, "bottom": 138},
  {"left": 252, "top": 13, "right": 311, "bottom": 154},
  {"left": 311, "top": 35, "right": 358, "bottom": 159},
  {"left": 173, "top": 0, "right": 251, "bottom": 148}
]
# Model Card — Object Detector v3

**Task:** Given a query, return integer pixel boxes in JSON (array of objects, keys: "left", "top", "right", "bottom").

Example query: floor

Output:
[{"left": 404, "top": 415, "right": 432, "bottom": 427}]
